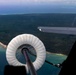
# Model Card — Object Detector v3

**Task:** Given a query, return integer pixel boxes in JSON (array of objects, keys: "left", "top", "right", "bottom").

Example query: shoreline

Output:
[
  {"left": 0, "top": 42, "right": 7, "bottom": 49},
  {"left": 46, "top": 51, "right": 67, "bottom": 56},
  {"left": 0, "top": 42, "right": 67, "bottom": 56}
]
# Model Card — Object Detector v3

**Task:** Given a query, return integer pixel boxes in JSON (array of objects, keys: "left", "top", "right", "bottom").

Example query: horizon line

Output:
[{"left": 0, "top": 12, "right": 76, "bottom": 16}]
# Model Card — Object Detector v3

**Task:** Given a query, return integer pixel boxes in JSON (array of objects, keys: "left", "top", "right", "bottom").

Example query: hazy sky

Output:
[
  {"left": 0, "top": 0, "right": 76, "bottom": 5},
  {"left": 0, "top": 0, "right": 76, "bottom": 14}
]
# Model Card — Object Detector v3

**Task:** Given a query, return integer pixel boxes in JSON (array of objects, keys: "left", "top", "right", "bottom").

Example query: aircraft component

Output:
[
  {"left": 38, "top": 27, "right": 76, "bottom": 35},
  {"left": 6, "top": 34, "right": 46, "bottom": 73}
]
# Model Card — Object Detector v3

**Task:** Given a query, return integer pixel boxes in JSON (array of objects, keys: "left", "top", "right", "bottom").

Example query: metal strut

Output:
[
  {"left": 21, "top": 47, "right": 37, "bottom": 75},
  {"left": 27, "top": 49, "right": 62, "bottom": 68}
]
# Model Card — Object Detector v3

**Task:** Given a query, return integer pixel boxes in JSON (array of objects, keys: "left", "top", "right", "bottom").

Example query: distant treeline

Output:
[{"left": 0, "top": 13, "right": 76, "bottom": 55}]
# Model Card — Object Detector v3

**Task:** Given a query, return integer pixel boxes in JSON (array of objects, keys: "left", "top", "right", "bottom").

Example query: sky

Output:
[{"left": 0, "top": 0, "right": 76, "bottom": 14}]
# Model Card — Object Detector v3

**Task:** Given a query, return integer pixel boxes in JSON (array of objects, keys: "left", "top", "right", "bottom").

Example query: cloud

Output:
[{"left": 0, "top": 0, "right": 76, "bottom": 5}]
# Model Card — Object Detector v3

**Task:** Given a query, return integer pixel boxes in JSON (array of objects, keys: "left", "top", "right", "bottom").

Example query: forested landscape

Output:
[{"left": 0, "top": 13, "right": 76, "bottom": 55}]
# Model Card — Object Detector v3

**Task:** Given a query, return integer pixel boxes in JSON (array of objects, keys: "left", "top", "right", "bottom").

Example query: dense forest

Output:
[{"left": 0, "top": 13, "right": 76, "bottom": 55}]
